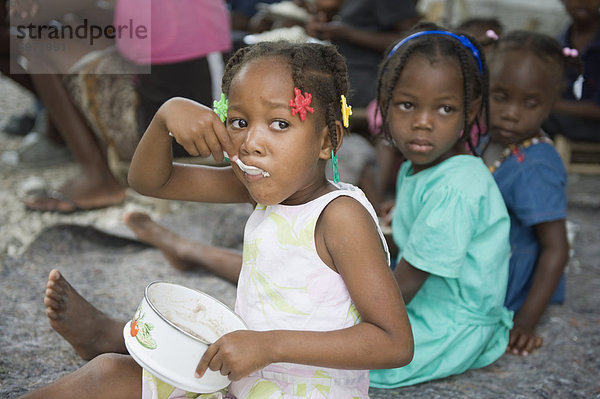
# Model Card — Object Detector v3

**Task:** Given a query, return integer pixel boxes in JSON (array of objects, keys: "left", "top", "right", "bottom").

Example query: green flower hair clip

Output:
[{"left": 213, "top": 93, "right": 228, "bottom": 123}]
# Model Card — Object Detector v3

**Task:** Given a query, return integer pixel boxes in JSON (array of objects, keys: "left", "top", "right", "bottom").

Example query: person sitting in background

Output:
[
  {"left": 227, "top": 0, "right": 282, "bottom": 51},
  {"left": 480, "top": 30, "right": 571, "bottom": 356},
  {"left": 14, "top": 0, "right": 231, "bottom": 213},
  {"left": 306, "top": 0, "right": 419, "bottom": 109},
  {"left": 0, "top": 0, "right": 39, "bottom": 137},
  {"left": 0, "top": 1, "right": 68, "bottom": 166},
  {"left": 304, "top": 0, "right": 420, "bottom": 213},
  {"left": 542, "top": 0, "right": 600, "bottom": 142}
]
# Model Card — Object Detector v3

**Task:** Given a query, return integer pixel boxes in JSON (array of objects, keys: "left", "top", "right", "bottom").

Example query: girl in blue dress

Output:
[
  {"left": 481, "top": 30, "right": 571, "bottom": 356},
  {"left": 369, "top": 23, "right": 513, "bottom": 388}
]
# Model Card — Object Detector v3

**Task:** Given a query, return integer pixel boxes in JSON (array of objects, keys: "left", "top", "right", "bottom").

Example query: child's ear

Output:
[
  {"left": 467, "top": 96, "right": 483, "bottom": 124},
  {"left": 319, "top": 120, "right": 344, "bottom": 160}
]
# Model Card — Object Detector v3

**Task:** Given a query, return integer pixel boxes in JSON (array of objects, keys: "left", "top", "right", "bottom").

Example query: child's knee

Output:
[
  {"left": 91, "top": 353, "right": 140, "bottom": 382},
  {"left": 80, "top": 353, "right": 141, "bottom": 397}
]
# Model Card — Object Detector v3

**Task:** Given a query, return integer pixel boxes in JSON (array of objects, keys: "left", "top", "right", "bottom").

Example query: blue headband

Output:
[{"left": 387, "top": 30, "right": 483, "bottom": 73}]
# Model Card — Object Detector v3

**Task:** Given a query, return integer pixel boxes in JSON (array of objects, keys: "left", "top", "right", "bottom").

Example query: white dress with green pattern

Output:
[
  {"left": 229, "top": 182, "right": 388, "bottom": 398},
  {"left": 142, "top": 183, "right": 387, "bottom": 398}
]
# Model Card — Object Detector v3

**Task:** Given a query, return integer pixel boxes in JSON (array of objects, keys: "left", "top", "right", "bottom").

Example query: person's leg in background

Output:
[{"left": 23, "top": 73, "right": 126, "bottom": 212}]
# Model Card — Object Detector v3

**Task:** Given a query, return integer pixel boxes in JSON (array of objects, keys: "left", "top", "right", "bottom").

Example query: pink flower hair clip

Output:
[
  {"left": 289, "top": 88, "right": 314, "bottom": 121},
  {"left": 563, "top": 47, "right": 579, "bottom": 58},
  {"left": 485, "top": 29, "right": 498, "bottom": 40}
]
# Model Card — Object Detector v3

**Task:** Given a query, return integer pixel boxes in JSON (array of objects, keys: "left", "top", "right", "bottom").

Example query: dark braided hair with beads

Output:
[
  {"left": 377, "top": 22, "right": 489, "bottom": 154},
  {"left": 488, "top": 30, "right": 584, "bottom": 99},
  {"left": 221, "top": 41, "right": 350, "bottom": 154}
]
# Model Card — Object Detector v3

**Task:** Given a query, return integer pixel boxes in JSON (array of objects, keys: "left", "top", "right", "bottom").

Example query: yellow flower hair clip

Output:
[
  {"left": 340, "top": 95, "right": 352, "bottom": 128},
  {"left": 213, "top": 93, "right": 228, "bottom": 123}
]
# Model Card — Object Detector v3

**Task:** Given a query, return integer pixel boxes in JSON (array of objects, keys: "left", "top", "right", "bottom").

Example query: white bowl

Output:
[{"left": 123, "top": 281, "right": 247, "bottom": 393}]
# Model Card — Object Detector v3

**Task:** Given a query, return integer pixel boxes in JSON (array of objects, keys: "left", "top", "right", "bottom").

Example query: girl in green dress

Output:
[{"left": 370, "top": 23, "right": 513, "bottom": 388}]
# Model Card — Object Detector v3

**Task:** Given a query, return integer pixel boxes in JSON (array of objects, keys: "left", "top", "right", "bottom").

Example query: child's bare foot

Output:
[
  {"left": 44, "top": 269, "right": 127, "bottom": 360},
  {"left": 25, "top": 175, "right": 126, "bottom": 213},
  {"left": 123, "top": 211, "right": 201, "bottom": 271}
]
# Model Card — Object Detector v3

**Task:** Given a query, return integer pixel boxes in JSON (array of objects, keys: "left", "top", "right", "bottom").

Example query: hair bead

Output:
[
  {"left": 485, "top": 29, "right": 499, "bottom": 40},
  {"left": 562, "top": 47, "right": 579, "bottom": 58}
]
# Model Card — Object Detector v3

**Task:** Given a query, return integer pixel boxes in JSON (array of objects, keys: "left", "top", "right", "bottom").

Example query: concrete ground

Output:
[{"left": 1, "top": 75, "right": 599, "bottom": 398}]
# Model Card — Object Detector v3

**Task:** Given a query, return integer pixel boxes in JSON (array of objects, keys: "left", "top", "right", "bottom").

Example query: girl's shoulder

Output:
[
  {"left": 523, "top": 140, "right": 564, "bottom": 166},
  {"left": 318, "top": 183, "right": 391, "bottom": 265},
  {"left": 400, "top": 156, "right": 503, "bottom": 212},
  {"left": 402, "top": 156, "right": 493, "bottom": 191},
  {"left": 497, "top": 141, "right": 566, "bottom": 183},
  {"left": 324, "top": 182, "right": 380, "bottom": 222},
  {"left": 443, "top": 155, "right": 489, "bottom": 174},
  {"left": 402, "top": 155, "right": 489, "bottom": 175},
  {"left": 499, "top": 144, "right": 567, "bottom": 198}
]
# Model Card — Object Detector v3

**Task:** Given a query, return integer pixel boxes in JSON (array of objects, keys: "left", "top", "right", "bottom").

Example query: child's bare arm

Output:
[
  {"left": 392, "top": 258, "right": 429, "bottom": 304},
  {"left": 554, "top": 99, "right": 600, "bottom": 120},
  {"left": 508, "top": 219, "right": 569, "bottom": 356},
  {"left": 313, "top": 196, "right": 414, "bottom": 369},
  {"left": 195, "top": 196, "right": 414, "bottom": 379},
  {"left": 128, "top": 97, "right": 251, "bottom": 204}
]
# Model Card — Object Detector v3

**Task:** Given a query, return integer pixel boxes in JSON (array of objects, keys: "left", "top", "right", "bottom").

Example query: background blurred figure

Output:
[
  {"left": 306, "top": 0, "right": 419, "bottom": 108},
  {"left": 227, "top": 0, "right": 282, "bottom": 51},
  {"left": 0, "top": 1, "right": 67, "bottom": 166},
  {"left": 7, "top": 0, "right": 231, "bottom": 213},
  {"left": 456, "top": 17, "right": 503, "bottom": 39},
  {"left": 481, "top": 30, "right": 571, "bottom": 357},
  {"left": 456, "top": 16, "right": 504, "bottom": 53},
  {"left": 543, "top": 0, "right": 600, "bottom": 142},
  {"left": 0, "top": 9, "right": 44, "bottom": 142},
  {"left": 304, "top": 0, "right": 420, "bottom": 214}
]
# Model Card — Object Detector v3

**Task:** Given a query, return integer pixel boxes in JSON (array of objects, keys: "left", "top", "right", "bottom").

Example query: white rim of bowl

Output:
[{"left": 143, "top": 280, "right": 248, "bottom": 343}]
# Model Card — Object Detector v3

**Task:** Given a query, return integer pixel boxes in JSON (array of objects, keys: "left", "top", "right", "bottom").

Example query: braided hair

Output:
[
  {"left": 488, "top": 30, "right": 584, "bottom": 100},
  {"left": 377, "top": 22, "right": 489, "bottom": 154},
  {"left": 221, "top": 41, "right": 350, "bottom": 154}
]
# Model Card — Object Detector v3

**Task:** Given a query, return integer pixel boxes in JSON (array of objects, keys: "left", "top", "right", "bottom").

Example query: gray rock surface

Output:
[{"left": 1, "top": 75, "right": 599, "bottom": 398}]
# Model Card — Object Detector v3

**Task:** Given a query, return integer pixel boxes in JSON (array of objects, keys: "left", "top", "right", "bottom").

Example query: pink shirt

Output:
[{"left": 115, "top": 0, "right": 231, "bottom": 65}]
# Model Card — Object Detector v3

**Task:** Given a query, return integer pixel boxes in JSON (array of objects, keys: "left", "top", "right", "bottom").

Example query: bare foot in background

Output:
[
  {"left": 25, "top": 174, "right": 126, "bottom": 213},
  {"left": 123, "top": 211, "right": 242, "bottom": 283},
  {"left": 44, "top": 269, "right": 127, "bottom": 360}
]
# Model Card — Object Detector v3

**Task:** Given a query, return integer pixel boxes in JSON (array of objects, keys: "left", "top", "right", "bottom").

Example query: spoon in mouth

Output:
[
  {"left": 223, "top": 152, "right": 270, "bottom": 177},
  {"left": 166, "top": 132, "right": 267, "bottom": 176}
]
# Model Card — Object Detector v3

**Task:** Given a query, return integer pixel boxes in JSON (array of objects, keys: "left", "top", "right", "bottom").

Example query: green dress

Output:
[{"left": 370, "top": 156, "right": 513, "bottom": 388}]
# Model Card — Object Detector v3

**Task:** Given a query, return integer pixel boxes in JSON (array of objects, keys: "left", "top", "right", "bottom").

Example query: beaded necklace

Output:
[{"left": 487, "top": 133, "right": 554, "bottom": 173}]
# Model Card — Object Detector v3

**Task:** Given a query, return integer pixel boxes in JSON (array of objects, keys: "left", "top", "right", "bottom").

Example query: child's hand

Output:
[
  {"left": 507, "top": 322, "right": 543, "bottom": 356},
  {"left": 195, "top": 330, "right": 271, "bottom": 381},
  {"left": 160, "top": 97, "right": 235, "bottom": 162}
]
